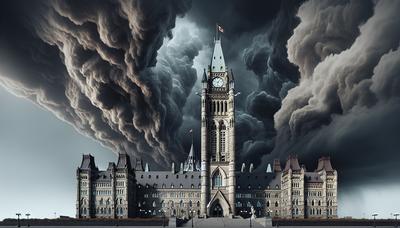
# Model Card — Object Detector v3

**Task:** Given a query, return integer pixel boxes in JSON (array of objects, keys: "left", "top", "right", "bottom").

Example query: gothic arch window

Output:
[
  {"left": 210, "top": 122, "right": 217, "bottom": 161},
  {"left": 220, "top": 121, "right": 226, "bottom": 161},
  {"left": 212, "top": 169, "right": 223, "bottom": 188},
  {"left": 224, "top": 101, "right": 227, "bottom": 112}
]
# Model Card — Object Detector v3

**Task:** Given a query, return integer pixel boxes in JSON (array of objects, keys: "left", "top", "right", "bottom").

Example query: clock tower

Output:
[{"left": 200, "top": 34, "right": 236, "bottom": 217}]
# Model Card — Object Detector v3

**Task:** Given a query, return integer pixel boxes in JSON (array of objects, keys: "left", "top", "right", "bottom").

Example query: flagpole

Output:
[{"left": 215, "top": 23, "right": 218, "bottom": 40}]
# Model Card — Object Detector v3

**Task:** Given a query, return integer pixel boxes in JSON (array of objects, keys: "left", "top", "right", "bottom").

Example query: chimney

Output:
[
  {"left": 171, "top": 162, "right": 175, "bottom": 174},
  {"left": 273, "top": 159, "right": 282, "bottom": 173},
  {"left": 179, "top": 162, "right": 184, "bottom": 174}
]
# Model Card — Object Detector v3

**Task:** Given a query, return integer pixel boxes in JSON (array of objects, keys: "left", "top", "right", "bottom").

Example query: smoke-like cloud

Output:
[
  {"left": 0, "top": 0, "right": 197, "bottom": 166},
  {"left": 271, "top": 0, "right": 400, "bottom": 183}
]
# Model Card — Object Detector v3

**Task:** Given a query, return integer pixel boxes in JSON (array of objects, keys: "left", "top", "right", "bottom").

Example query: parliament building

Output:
[{"left": 76, "top": 35, "right": 338, "bottom": 219}]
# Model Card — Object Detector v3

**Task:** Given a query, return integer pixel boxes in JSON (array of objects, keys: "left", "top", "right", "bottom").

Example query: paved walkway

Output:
[{"left": 182, "top": 217, "right": 265, "bottom": 228}]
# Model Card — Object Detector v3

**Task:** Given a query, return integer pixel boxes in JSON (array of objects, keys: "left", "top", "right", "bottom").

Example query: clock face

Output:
[{"left": 212, "top": 77, "right": 224, "bottom": 87}]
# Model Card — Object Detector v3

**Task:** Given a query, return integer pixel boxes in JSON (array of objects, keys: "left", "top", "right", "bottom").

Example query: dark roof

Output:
[
  {"left": 273, "top": 159, "right": 282, "bottom": 172},
  {"left": 283, "top": 155, "right": 301, "bottom": 171},
  {"left": 136, "top": 171, "right": 201, "bottom": 189},
  {"left": 235, "top": 171, "right": 281, "bottom": 190},
  {"left": 304, "top": 172, "right": 323, "bottom": 183},
  {"left": 315, "top": 157, "right": 334, "bottom": 172},
  {"left": 80, "top": 154, "right": 98, "bottom": 170},
  {"left": 95, "top": 171, "right": 113, "bottom": 182},
  {"left": 117, "top": 153, "right": 132, "bottom": 169},
  {"left": 201, "top": 69, "right": 207, "bottom": 82}
]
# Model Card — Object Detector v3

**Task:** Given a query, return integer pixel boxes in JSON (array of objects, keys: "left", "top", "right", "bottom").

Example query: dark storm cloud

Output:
[
  {"left": 271, "top": 0, "right": 400, "bottom": 183},
  {"left": 168, "top": 0, "right": 305, "bottom": 167},
  {"left": 0, "top": 0, "right": 197, "bottom": 166}
]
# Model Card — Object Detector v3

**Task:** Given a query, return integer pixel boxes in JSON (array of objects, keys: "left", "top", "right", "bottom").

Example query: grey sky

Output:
[{"left": 0, "top": 86, "right": 116, "bottom": 220}]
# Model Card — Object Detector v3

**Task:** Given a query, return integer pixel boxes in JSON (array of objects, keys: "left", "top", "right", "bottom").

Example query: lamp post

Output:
[
  {"left": 249, "top": 210, "right": 252, "bottom": 228},
  {"left": 158, "top": 209, "right": 165, "bottom": 228},
  {"left": 372, "top": 213, "right": 378, "bottom": 227},
  {"left": 25, "top": 213, "right": 31, "bottom": 227},
  {"left": 393, "top": 213, "right": 399, "bottom": 228},
  {"left": 16, "top": 213, "right": 21, "bottom": 228}
]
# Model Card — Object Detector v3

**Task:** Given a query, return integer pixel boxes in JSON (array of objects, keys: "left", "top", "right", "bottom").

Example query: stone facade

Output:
[{"left": 76, "top": 34, "right": 338, "bottom": 219}]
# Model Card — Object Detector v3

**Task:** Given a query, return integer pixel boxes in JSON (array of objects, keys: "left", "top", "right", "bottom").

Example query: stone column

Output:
[{"left": 200, "top": 90, "right": 209, "bottom": 217}]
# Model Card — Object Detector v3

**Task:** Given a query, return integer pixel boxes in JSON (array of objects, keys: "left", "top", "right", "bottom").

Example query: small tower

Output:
[{"left": 184, "top": 142, "right": 198, "bottom": 172}]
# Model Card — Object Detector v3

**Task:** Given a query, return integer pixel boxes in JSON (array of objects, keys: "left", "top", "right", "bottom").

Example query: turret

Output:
[
  {"left": 273, "top": 159, "right": 282, "bottom": 173},
  {"left": 202, "top": 69, "right": 207, "bottom": 89},
  {"left": 316, "top": 157, "right": 334, "bottom": 172},
  {"left": 229, "top": 69, "right": 234, "bottom": 90}
]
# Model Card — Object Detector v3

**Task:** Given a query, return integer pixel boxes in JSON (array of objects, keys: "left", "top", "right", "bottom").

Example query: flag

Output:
[{"left": 217, "top": 25, "right": 224, "bottom": 33}]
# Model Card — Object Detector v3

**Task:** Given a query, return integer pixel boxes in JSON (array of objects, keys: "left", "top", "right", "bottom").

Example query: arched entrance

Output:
[{"left": 211, "top": 203, "right": 223, "bottom": 217}]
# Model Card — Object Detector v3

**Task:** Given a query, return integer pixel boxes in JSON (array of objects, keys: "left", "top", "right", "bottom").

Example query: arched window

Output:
[
  {"left": 197, "top": 201, "right": 200, "bottom": 207},
  {"left": 237, "top": 201, "right": 242, "bottom": 207},
  {"left": 266, "top": 201, "right": 270, "bottom": 207},
  {"left": 275, "top": 201, "right": 279, "bottom": 207},
  {"left": 224, "top": 101, "right": 227, "bottom": 113},
  {"left": 108, "top": 208, "right": 111, "bottom": 214},
  {"left": 210, "top": 122, "right": 217, "bottom": 161},
  {"left": 220, "top": 121, "right": 226, "bottom": 161},
  {"left": 213, "top": 170, "right": 223, "bottom": 188},
  {"left": 152, "top": 201, "right": 156, "bottom": 207}
]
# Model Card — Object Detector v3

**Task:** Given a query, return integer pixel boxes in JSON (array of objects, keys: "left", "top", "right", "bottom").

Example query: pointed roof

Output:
[
  {"left": 210, "top": 38, "right": 226, "bottom": 73},
  {"left": 134, "top": 159, "right": 144, "bottom": 171},
  {"left": 316, "top": 157, "right": 334, "bottom": 172},
  {"left": 201, "top": 69, "right": 207, "bottom": 82},
  {"left": 184, "top": 142, "right": 198, "bottom": 172},
  {"left": 80, "top": 154, "right": 97, "bottom": 170},
  {"left": 266, "top": 163, "right": 272, "bottom": 173},
  {"left": 229, "top": 69, "right": 234, "bottom": 82},
  {"left": 116, "top": 153, "right": 132, "bottom": 170},
  {"left": 284, "top": 155, "right": 301, "bottom": 171}
]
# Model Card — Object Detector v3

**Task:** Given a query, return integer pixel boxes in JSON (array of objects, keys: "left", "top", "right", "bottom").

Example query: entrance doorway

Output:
[{"left": 211, "top": 203, "right": 223, "bottom": 217}]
